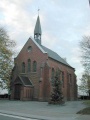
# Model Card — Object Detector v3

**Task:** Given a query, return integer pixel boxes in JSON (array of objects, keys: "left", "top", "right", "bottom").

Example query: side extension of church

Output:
[{"left": 11, "top": 15, "right": 77, "bottom": 101}]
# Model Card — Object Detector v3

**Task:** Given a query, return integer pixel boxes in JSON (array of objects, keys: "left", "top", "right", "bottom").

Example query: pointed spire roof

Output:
[{"left": 34, "top": 15, "right": 42, "bottom": 35}]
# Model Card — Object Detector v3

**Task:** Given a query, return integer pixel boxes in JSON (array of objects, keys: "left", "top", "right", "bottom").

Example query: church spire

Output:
[{"left": 34, "top": 11, "right": 42, "bottom": 45}]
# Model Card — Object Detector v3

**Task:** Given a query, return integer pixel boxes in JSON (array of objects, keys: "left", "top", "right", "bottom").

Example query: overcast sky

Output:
[{"left": 0, "top": 0, "right": 90, "bottom": 87}]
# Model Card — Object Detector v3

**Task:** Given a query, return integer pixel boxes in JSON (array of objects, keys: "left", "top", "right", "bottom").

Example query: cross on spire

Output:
[{"left": 38, "top": 8, "right": 40, "bottom": 15}]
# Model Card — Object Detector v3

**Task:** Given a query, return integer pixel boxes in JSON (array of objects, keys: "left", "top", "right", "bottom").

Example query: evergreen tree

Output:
[{"left": 49, "top": 70, "right": 64, "bottom": 104}]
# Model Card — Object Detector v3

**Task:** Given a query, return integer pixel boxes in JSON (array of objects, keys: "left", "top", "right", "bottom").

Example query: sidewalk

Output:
[{"left": 0, "top": 100, "right": 89, "bottom": 120}]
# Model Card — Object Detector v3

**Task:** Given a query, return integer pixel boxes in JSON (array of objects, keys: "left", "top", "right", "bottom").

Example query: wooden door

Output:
[{"left": 14, "top": 84, "right": 21, "bottom": 100}]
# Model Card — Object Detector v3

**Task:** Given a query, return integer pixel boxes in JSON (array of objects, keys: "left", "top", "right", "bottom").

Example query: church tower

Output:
[{"left": 34, "top": 15, "right": 42, "bottom": 45}]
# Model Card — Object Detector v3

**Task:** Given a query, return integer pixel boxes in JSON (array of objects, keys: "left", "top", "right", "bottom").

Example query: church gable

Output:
[
  {"left": 17, "top": 37, "right": 47, "bottom": 59},
  {"left": 15, "top": 37, "right": 48, "bottom": 65},
  {"left": 14, "top": 37, "right": 48, "bottom": 75}
]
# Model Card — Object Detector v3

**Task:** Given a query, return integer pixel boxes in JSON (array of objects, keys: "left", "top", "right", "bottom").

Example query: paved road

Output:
[
  {"left": 0, "top": 113, "right": 38, "bottom": 120},
  {"left": 0, "top": 100, "right": 89, "bottom": 120}
]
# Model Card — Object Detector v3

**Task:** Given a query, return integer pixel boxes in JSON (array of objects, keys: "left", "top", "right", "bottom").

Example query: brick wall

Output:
[
  {"left": 13, "top": 38, "right": 48, "bottom": 100},
  {"left": 11, "top": 38, "right": 77, "bottom": 101},
  {"left": 48, "top": 58, "right": 77, "bottom": 101}
]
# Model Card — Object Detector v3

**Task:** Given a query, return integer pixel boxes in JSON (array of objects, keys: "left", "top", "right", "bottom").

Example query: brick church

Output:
[{"left": 11, "top": 15, "right": 77, "bottom": 101}]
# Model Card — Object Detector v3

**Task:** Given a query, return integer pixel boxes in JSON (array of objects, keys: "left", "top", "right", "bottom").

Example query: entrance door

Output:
[{"left": 14, "top": 84, "right": 21, "bottom": 100}]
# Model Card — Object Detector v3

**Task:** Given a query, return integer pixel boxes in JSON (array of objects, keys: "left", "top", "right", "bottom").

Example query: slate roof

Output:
[
  {"left": 14, "top": 76, "right": 33, "bottom": 86},
  {"left": 41, "top": 45, "right": 73, "bottom": 68},
  {"left": 20, "top": 76, "right": 33, "bottom": 86}
]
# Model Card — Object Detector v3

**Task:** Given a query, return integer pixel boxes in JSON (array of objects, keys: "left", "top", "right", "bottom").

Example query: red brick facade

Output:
[{"left": 11, "top": 37, "right": 77, "bottom": 101}]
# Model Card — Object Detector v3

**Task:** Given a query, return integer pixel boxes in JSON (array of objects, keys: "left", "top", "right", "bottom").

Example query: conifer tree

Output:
[{"left": 49, "top": 70, "right": 64, "bottom": 104}]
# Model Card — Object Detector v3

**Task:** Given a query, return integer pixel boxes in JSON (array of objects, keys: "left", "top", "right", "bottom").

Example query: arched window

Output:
[
  {"left": 33, "top": 61, "right": 37, "bottom": 72},
  {"left": 27, "top": 59, "right": 31, "bottom": 72},
  {"left": 69, "top": 74, "right": 72, "bottom": 85},
  {"left": 22, "top": 62, "right": 25, "bottom": 73},
  {"left": 51, "top": 68, "right": 55, "bottom": 79}
]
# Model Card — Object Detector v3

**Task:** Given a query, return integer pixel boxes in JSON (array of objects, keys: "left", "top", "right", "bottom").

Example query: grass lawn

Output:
[
  {"left": 77, "top": 100, "right": 90, "bottom": 115},
  {"left": 83, "top": 100, "right": 90, "bottom": 105}
]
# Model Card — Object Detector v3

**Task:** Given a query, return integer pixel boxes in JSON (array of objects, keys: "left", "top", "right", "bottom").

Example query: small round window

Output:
[{"left": 28, "top": 46, "right": 32, "bottom": 52}]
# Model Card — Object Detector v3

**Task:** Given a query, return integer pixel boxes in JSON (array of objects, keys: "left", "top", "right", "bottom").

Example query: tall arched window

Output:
[
  {"left": 28, "top": 59, "right": 31, "bottom": 72},
  {"left": 51, "top": 68, "right": 55, "bottom": 79},
  {"left": 62, "top": 71, "right": 64, "bottom": 88},
  {"left": 22, "top": 62, "right": 25, "bottom": 73},
  {"left": 33, "top": 61, "right": 37, "bottom": 72}
]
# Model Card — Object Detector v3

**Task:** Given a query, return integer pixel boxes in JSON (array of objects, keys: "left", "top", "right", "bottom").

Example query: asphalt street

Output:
[
  {"left": 0, "top": 113, "right": 38, "bottom": 120},
  {"left": 0, "top": 100, "right": 89, "bottom": 120}
]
